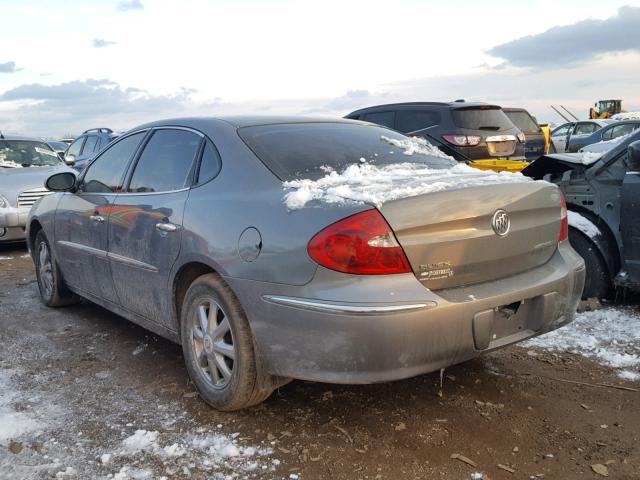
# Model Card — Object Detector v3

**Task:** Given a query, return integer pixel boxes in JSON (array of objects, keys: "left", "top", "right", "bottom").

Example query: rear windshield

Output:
[
  {"left": 451, "top": 107, "right": 515, "bottom": 132},
  {"left": 238, "top": 123, "right": 456, "bottom": 181},
  {"left": 0, "top": 140, "right": 61, "bottom": 168},
  {"left": 504, "top": 111, "right": 540, "bottom": 134}
]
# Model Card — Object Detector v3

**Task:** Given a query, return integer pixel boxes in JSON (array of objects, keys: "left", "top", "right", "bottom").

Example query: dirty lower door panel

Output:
[{"left": 106, "top": 191, "right": 187, "bottom": 326}]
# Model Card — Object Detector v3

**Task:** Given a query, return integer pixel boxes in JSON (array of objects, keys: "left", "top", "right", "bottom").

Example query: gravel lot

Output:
[{"left": 1, "top": 242, "right": 638, "bottom": 480}]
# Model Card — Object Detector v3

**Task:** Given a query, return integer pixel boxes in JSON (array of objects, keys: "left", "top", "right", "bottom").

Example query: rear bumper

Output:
[
  {"left": 0, "top": 206, "right": 30, "bottom": 228},
  {"left": 226, "top": 243, "right": 585, "bottom": 384}
]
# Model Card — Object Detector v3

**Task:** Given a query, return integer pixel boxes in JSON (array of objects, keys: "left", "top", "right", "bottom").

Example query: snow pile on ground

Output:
[
  {"left": 567, "top": 211, "right": 600, "bottom": 239},
  {"left": 0, "top": 369, "right": 44, "bottom": 444},
  {"left": 284, "top": 136, "right": 533, "bottom": 210},
  {"left": 525, "top": 308, "right": 640, "bottom": 381}
]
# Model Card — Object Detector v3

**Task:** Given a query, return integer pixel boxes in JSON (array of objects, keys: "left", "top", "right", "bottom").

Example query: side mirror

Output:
[
  {"left": 46, "top": 172, "right": 77, "bottom": 192},
  {"left": 626, "top": 141, "right": 640, "bottom": 172},
  {"left": 64, "top": 154, "right": 76, "bottom": 166}
]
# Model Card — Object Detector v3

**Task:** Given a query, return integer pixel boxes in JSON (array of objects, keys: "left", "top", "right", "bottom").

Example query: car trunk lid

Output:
[{"left": 378, "top": 181, "right": 561, "bottom": 290}]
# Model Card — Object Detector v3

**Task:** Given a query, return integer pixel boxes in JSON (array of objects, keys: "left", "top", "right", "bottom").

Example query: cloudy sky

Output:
[{"left": 1, "top": 0, "right": 639, "bottom": 137}]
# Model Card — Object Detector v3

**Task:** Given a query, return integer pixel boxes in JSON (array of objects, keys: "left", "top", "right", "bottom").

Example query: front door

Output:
[
  {"left": 621, "top": 168, "right": 640, "bottom": 284},
  {"left": 55, "top": 131, "right": 147, "bottom": 302},
  {"left": 107, "top": 128, "right": 202, "bottom": 326}
]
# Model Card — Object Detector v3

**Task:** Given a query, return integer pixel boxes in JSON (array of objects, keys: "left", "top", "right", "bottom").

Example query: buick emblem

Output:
[{"left": 491, "top": 209, "right": 510, "bottom": 236}]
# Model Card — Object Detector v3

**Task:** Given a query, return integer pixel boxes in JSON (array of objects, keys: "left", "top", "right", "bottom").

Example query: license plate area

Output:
[{"left": 487, "top": 140, "right": 516, "bottom": 157}]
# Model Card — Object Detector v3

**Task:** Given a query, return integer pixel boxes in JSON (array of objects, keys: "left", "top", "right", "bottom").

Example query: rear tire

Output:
[
  {"left": 569, "top": 230, "right": 611, "bottom": 299},
  {"left": 34, "top": 230, "right": 79, "bottom": 307},
  {"left": 180, "top": 273, "right": 273, "bottom": 411}
]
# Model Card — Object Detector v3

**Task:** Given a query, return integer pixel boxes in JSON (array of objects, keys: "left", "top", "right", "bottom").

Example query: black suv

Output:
[
  {"left": 64, "top": 128, "right": 118, "bottom": 171},
  {"left": 345, "top": 102, "right": 525, "bottom": 162}
]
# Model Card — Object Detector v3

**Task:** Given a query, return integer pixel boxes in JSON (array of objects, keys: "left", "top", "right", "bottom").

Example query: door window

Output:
[
  {"left": 81, "top": 136, "right": 99, "bottom": 155},
  {"left": 66, "top": 137, "right": 85, "bottom": 157},
  {"left": 362, "top": 111, "right": 395, "bottom": 129},
  {"left": 396, "top": 110, "right": 441, "bottom": 133},
  {"left": 574, "top": 123, "right": 599, "bottom": 135},
  {"left": 80, "top": 132, "right": 146, "bottom": 193},
  {"left": 552, "top": 124, "right": 571, "bottom": 138},
  {"left": 610, "top": 124, "right": 636, "bottom": 140},
  {"left": 601, "top": 127, "right": 614, "bottom": 141},
  {"left": 128, "top": 129, "right": 202, "bottom": 193}
]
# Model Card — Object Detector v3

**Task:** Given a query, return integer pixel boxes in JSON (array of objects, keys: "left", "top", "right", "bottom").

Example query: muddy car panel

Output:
[{"left": 28, "top": 117, "right": 585, "bottom": 384}]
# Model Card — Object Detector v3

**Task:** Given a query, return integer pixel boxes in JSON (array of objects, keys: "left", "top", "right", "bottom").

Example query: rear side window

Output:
[
  {"left": 362, "top": 111, "right": 395, "bottom": 129},
  {"left": 451, "top": 107, "right": 514, "bottom": 131},
  {"left": 239, "top": 123, "right": 456, "bottom": 181},
  {"left": 128, "top": 129, "right": 201, "bottom": 193},
  {"left": 396, "top": 110, "right": 440, "bottom": 133},
  {"left": 66, "top": 137, "right": 85, "bottom": 157},
  {"left": 81, "top": 136, "right": 99, "bottom": 155},
  {"left": 81, "top": 132, "right": 145, "bottom": 193},
  {"left": 503, "top": 111, "right": 540, "bottom": 134},
  {"left": 196, "top": 141, "right": 222, "bottom": 184}
]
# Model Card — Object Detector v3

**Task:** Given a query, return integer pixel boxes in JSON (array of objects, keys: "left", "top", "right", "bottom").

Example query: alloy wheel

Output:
[
  {"left": 191, "top": 298, "right": 236, "bottom": 388},
  {"left": 38, "top": 241, "right": 54, "bottom": 299}
]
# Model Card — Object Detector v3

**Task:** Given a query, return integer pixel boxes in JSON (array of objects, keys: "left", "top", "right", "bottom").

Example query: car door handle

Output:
[
  {"left": 155, "top": 222, "right": 179, "bottom": 232},
  {"left": 89, "top": 214, "right": 105, "bottom": 223}
]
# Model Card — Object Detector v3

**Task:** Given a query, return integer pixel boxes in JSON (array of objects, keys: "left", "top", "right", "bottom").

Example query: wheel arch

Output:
[
  {"left": 27, "top": 218, "right": 44, "bottom": 258},
  {"left": 567, "top": 207, "right": 620, "bottom": 278}
]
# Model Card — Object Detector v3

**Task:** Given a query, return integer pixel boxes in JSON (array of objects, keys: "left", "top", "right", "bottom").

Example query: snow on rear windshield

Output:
[
  {"left": 282, "top": 136, "right": 533, "bottom": 210},
  {"left": 238, "top": 123, "right": 456, "bottom": 181}
]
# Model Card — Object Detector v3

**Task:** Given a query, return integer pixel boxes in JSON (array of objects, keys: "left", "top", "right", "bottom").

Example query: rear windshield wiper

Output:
[{"left": 477, "top": 126, "right": 501, "bottom": 131}]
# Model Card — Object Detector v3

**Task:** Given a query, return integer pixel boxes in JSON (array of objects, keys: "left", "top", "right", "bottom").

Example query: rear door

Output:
[
  {"left": 621, "top": 165, "right": 640, "bottom": 283},
  {"left": 55, "top": 132, "right": 146, "bottom": 302},
  {"left": 107, "top": 128, "right": 203, "bottom": 326}
]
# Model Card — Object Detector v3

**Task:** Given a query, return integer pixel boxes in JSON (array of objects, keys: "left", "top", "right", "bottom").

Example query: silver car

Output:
[
  {"left": 0, "top": 136, "right": 74, "bottom": 242},
  {"left": 27, "top": 117, "right": 585, "bottom": 410}
]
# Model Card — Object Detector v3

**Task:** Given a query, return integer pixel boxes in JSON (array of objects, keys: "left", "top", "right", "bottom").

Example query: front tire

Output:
[
  {"left": 569, "top": 230, "right": 611, "bottom": 299},
  {"left": 180, "top": 273, "right": 273, "bottom": 411},
  {"left": 34, "top": 230, "right": 79, "bottom": 307}
]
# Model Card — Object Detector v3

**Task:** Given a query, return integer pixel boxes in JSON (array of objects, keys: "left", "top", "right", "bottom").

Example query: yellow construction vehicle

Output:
[{"left": 590, "top": 99, "right": 624, "bottom": 119}]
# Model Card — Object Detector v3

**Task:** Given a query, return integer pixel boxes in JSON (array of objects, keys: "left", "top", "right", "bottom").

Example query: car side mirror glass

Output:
[
  {"left": 46, "top": 172, "right": 77, "bottom": 192},
  {"left": 626, "top": 141, "right": 640, "bottom": 172},
  {"left": 64, "top": 154, "right": 76, "bottom": 166}
]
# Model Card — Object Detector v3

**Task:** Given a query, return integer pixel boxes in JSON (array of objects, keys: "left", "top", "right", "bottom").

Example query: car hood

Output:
[{"left": 0, "top": 164, "right": 74, "bottom": 205}]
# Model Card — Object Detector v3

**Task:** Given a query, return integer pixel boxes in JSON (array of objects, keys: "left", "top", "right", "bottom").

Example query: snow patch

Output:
[
  {"left": 0, "top": 369, "right": 43, "bottom": 443},
  {"left": 524, "top": 308, "right": 640, "bottom": 380},
  {"left": 567, "top": 211, "right": 600, "bottom": 239},
  {"left": 283, "top": 160, "right": 533, "bottom": 210},
  {"left": 381, "top": 135, "right": 454, "bottom": 160},
  {"left": 121, "top": 430, "right": 159, "bottom": 454},
  {"left": 611, "top": 111, "right": 640, "bottom": 121}
]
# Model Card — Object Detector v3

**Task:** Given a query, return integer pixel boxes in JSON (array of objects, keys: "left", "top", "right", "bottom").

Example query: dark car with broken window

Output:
[
  {"left": 503, "top": 108, "right": 547, "bottom": 161},
  {"left": 28, "top": 117, "right": 584, "bottom": 410},
  {"left": 523, "top": 129, "right": 640, "bottom": 299},
  {"left": 345, "top": 102, "right": 526, "bottom": 162}
]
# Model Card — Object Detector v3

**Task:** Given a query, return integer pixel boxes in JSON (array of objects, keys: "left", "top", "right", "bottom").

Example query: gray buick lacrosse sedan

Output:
[{"left": 27, "top": 117, "right": 585, "bottom": 410}]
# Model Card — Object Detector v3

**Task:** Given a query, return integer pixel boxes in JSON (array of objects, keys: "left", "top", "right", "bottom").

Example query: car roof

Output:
[
  {"left": 132, "top": 116, "right": 362, "bottom": 131},
  {"left": 348, "top": 101, "right": 501, "bottom": 116}
]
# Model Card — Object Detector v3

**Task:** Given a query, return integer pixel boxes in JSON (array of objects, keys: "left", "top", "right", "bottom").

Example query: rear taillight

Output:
[
  {"left": 307, "top": 209, "right": 412, "bottom": 275},
  {"left": 559, "top": 192, "right": 568, "bottom": 242},
  {"left": 442, "top": 135, "right": 481, "bottom": 147}
]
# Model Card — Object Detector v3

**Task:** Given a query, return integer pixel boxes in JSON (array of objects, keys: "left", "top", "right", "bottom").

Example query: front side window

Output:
[
  {"left": 66, "top": 137, "right": 85, "bottom": 157},
  {"left": 81, "top": 136, "right": 99, "bottom": 155},
  {"left": 80, "top": 132, "right": 146, "bottom": 193},
  {"left": 601, "top": 127, "right": 614, "bottom": 141},
  {"left": 128, "top": 129, "right": 201, "bottom": 193},
  {"left": 574, "top": 123, "right": 598, "bottom": 135},
  {"left": 396, "top": 110, "right": 441, "bottom": 134},
  {"left": 552, "top": 124, "right": 571, "bottom": 137}
]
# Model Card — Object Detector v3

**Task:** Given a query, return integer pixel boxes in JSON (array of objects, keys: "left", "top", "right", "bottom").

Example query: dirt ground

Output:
[{"left": 1, "top": 242, "right": 638, "bottom": 480}]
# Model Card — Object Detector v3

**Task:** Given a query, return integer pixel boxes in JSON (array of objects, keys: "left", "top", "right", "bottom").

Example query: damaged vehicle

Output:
[
  {"left": 523, "top": 130, "right": 640, "bottom": 298},
  {"left": 0, "top": 136, "right": 73, "bottom": 242},
  {"left": 28, "top": 117, "right": 584, "bottom": 410}
]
